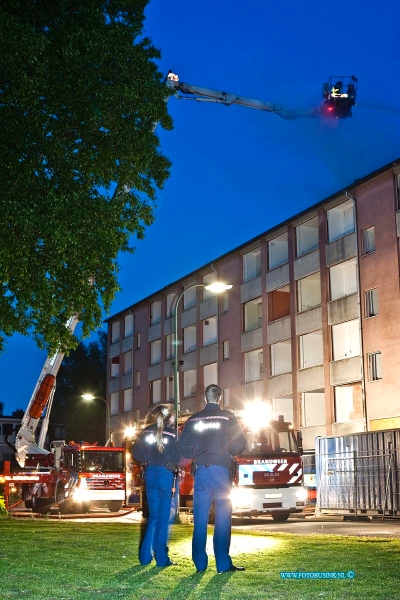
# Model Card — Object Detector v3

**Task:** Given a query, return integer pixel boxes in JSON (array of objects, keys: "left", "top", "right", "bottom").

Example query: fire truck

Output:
[
  {"left": 2, "top": 317, "right": 125, "bottom": 514},
  {"left": 128, "top": 401, "right": 307, "bottom": 522},
  {"left": 179, "top": 401, "right": 306, "bottom": 522}
]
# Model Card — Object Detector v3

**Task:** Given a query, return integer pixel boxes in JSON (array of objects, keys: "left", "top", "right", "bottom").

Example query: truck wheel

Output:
[
  {"left": 56, "top": 486, "right": 65, "bottom": 505},
  {"left": 81, "top": 502, "right": 90, "bottom": 514},
  {"left": 58, "top": 499, "right": 73, "bottom": 515},
  {"left": 271, "top": 511, "right": 290, "bottom": 522},
  {"left": 32, "top": 494, "right": 51, "bottom": 514},
  {"left": 107, "top": 501, "right": 122, "bottom": 513}
]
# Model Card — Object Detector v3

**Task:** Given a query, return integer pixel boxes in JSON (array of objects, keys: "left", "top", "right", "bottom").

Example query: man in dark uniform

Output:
[{"left": 177, "top": 384, "right": 247, "bottom": 573}]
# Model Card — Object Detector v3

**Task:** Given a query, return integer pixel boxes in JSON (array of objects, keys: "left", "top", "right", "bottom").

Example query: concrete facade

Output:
[{"left": 106, "top": 160, "right": 400, "bottom": 449}]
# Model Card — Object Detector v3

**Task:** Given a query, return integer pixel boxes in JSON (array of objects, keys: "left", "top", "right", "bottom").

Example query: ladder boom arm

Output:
[
  {"left": 166, "top": 76, "right": 320, "bottom": 120},
  {"left": 15, "top": 315, "right": 79, "bottom": 466}
]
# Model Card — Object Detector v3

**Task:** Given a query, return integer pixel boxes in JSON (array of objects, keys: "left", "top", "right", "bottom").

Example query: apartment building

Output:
[{"left": 106, "top": 159, "right": 400, "bottom": 450}]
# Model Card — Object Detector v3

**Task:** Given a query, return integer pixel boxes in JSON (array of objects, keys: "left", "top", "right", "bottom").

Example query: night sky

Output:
[{"left": 1, "top": 0, "right": 399, "bottom": 415}]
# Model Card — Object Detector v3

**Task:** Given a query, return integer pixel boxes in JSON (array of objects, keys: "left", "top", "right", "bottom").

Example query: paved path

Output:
[{"left": 231, "top": 515, "right": 400, "bottom": 538}]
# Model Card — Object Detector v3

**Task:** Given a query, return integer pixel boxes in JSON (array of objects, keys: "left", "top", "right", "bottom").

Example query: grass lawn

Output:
[{"left": 0, "top": 518, "right": 399, "bottom": 599}]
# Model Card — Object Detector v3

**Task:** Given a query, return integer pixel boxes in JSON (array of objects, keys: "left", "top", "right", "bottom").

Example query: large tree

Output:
[
  {"left": 51, "top": 331, "right": 108, "bottom": 444},
  {"left": 0, "top": 1, "right": 172, "bottom": 354}
]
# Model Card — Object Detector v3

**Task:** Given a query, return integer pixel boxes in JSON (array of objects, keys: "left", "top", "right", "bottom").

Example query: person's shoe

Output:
[{"left": 218, "top": 565, "right": 245, "bottom": 573}]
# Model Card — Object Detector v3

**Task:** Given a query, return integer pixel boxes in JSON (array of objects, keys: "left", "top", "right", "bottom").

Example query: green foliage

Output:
[
  {"left": 0, "top": 496, "right": 9, "bottom": 518},
  {"left": 0, "top": 1, "right": 173, "bottom": 354},
  {"left": 1, "top": 521, "right": 400, "bottom": 599},
  {"left": 52, "top": 331, "right": 107, "bottom": 443}
]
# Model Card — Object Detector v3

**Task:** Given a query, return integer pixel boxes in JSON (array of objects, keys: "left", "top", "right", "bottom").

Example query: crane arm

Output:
[
  {"left": 15, "top": 315, "right": 79, "bottom": 467},
  {"left": 166, "top": 73, "right": 321, "bottom": 120}
]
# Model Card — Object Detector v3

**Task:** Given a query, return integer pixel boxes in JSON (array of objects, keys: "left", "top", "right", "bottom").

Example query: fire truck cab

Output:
[
  {"left": 232, "top": 414, "right": 307, "bottom": 521},
  {"left": 175, "top": 401, "right": 307, "bottom": 522}
]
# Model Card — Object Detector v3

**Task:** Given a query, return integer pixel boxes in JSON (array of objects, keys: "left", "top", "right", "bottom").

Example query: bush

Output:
[{"left": 0, "top": 496, "right": 9, "bottom": 518}]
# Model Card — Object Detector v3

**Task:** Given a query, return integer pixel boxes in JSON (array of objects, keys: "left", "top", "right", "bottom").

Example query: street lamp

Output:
[
  {"left": 81, "top": 394, "right": 111, "bottom": 446},
  {"left": 173, "top": 281, "right": 233, "bottom": 435}
]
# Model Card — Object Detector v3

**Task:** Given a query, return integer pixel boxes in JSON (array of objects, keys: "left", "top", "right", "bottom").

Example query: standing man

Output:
[{"left": 177, "top": 384, "right": 247, "bottom": 573}]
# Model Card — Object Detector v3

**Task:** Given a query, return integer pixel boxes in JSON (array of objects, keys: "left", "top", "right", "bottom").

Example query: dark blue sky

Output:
[{"left": 1, "top": 0, "right": 399, "bottom": 415}]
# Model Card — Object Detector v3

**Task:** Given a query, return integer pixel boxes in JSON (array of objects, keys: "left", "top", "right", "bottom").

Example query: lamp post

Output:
[
  {"left": 173, "top": 281, "right": 233, "bottom": 435},
  {"left": 81, "top": 394, "right": 111, "bottom": 446}
]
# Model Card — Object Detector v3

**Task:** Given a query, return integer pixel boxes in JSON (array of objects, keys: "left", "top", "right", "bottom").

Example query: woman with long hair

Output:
[{"left": 131, "top": 403, "right": 179, "bottom": 567}]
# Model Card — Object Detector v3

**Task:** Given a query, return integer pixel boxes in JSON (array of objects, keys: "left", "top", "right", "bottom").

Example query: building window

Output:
[
  {"left": 203, "top": 316, "right": 217, "bottom": 346},
  {"left": 150, "top": 300, "right": 162, "bottom": 325},
  {"left": 267, "top": 285, "right": 290, "bottom": 323},
  {"left": 150, "top": 339, "right": 161, "bottom": 365},
  {"left": 301, "top": 391, "right": 325, "bottom": 427},
  {"left": 268, "top": 232, "right": 288, "bottom": 270},
  {"left": 329, "top": 257, "right": 357, "bottom": 301},
  {"left": 203, "top": 272, "right": 217, "bottom": 301},
  {"left": 151, "top": 379, "right": 162, "bottom": 404},
  {"left": 297, "top": 273, "right": 321, "bottom": 312},
  {"left": 124, "top": 314, "right": 134, "bottom": 337},
  {"left": 166, "top": 292, "right": 177, "bottom": 318},
  {"left": 243, "top": 248, "right": 261, "bottom": 282},
  {"left": 134, "top": 370, "right": 141, "bottom": 388},
  {"left": 223, "top": 340, "right": 229, "bottom": 361},
  {"left": 165, "top": 334, "right": 174, "bottom": 360},
  {"left": 327, "top": 199, "right": 355, "bottom": 242},
  {"left": 272, "top": 397, "right": 293, "bottom": 424},
  {"left": 295, "top": 216, "right": 319, "bottom": 257},
  {"left": 368, "top": 351, "right": 382, "bottom": 381},
  {"left": 332, "top": 319, "right": 360, "bottom": 361},
  {"left": 183, "top": 369, "right": 196, "bottom": 396},
  {"left": 183, "top": 282, "right": 197, "bottom": 309},
  {"left": 111, "top": 321, "right": 120, "bottom": 343},
  {"left": 396, "top": 173, "right": 400, "bottom": 211},
  {"left": 244, "top": 297, "right": 262, "bottom": 331},
  {"left": 299, "top": 330, "right": 323, "bottom": 369},
  {"left": 220, "top": 293, "right": 229, "bottom": 314},
  {"left": 110, "top": 392, "right": 119, "bottom": 415},
  {"left": 123, "top": 388, "right": 133, "bottom": 412},
  {"left": 183, "top": 326, "right": 196, "bottom": 353},
  {"left": 123, "top": 350, "right": 133, "bottom": 374},
  {"left": 334, "top": 385, "right": 354, "bottom": 422},
  {"left": 110, "top": 356, "right": 120, "bottom": 378},
  {"left": 204, "top": 362, "right": 218, "bottom": 390},
  {"left": 362, "top": 226, "right": 375, "bottom": 255},
  {"left": 136, "top": 332, "right": 141, "bottom": 349},
  {"left": 244, "top": 349, "right": 263, "bottom": 383},
  {"left": 365, "top": 288, "right": 379, "bottom": 318},
  {"left": 165, "top": 376, "right": 174, "bottom": 402},
  {"left": 270, "top": 340, "right": 292, "bottom": 376}
]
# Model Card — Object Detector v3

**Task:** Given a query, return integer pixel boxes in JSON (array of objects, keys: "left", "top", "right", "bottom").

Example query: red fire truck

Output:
[
  {"left": 2, "top": 317, "right": 125, "bottom": 514},
  {"left": 178, "top": 402, "right": 306, "bottom": 522}
]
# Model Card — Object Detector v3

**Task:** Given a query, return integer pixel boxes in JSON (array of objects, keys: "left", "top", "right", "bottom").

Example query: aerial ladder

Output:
[
  {"left": 166, "top": 72, "right": 358, "bottom": 119},
  {"left": 14, "top": 315, "right": 79, "bottom": 467}
]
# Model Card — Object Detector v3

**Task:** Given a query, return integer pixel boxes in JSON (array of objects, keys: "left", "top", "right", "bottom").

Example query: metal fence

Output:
[{"left": 316, "top": 448, "right": 400, "bottom": 518}]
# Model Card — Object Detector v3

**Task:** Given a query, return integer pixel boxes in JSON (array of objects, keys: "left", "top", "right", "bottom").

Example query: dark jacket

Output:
[
  {"left": 177, "top": 402, "right": 247, "bottom": 468},
  {"left": 131, "top": 424, "right": 179, "bottom": 470}
]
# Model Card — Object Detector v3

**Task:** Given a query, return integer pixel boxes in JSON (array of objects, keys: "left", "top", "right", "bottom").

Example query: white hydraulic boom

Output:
[
  {"left": 165, "top": 71, "right": 321, "bottom": 120},
  {"left": 15, "top": 315, "right": 79, "bottom": 467}
]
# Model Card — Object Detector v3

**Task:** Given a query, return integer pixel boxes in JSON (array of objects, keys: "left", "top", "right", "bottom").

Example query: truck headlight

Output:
[
  {"left": 73, "top": 488, "right": 91, "bottom": 502},
  {"left": 231, "top": 488, "right": 251, "bottom": 509},
  {"left": 295, "top": 487, "right": 308, "bottom": 502}
]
